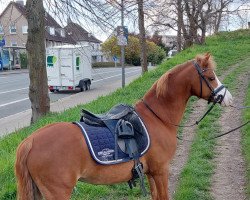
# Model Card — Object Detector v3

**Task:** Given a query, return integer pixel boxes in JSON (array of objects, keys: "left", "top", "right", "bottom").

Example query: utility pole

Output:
[{"left": 121, "top": 0, "right": 125, "bottom": 88}]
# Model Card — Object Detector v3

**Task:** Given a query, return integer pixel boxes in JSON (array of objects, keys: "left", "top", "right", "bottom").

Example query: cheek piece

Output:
[{"left": 193, "top": 61, "right": 227, "bottom": 104}]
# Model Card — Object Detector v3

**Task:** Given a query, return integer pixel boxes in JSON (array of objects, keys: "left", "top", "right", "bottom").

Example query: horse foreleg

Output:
[
  {"left": 147, "top": 174, "right": 158, "bottom": 200},
  {"left": 152, "top": 171, "right": 169, "bottom": 200}
]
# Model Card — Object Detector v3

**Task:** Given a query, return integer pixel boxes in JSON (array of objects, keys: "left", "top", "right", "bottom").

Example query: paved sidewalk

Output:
[
  {"left": 0, "top": 69, "right": 29, "bottom": 75},
  {"left": 0, "top": 74, "right": 141, "bottom": 137}
]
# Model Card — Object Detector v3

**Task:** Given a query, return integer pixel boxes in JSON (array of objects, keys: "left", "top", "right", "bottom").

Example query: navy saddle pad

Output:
[{"left": 74, "top": 111, "right": 150, "bottom": 165}]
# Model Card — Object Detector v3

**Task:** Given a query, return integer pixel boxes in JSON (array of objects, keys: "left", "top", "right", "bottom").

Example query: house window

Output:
[
  {"left": 22, "top": 25, "right": 28, "bottom": 34},
  {"left": 49, "top": 27, "right": 55, "bottom": 35},
  {"left": 0, "top": 24, "right": 3, "bottom": 34},
  {"left": 10, "top": 23, "right": 17, "bottom": 34},
  {"left": 61, "top": 29, "right": 65, "bottom": 37},
  {"left": 11, "top": 41, "right": 17, "bottom": 46}
]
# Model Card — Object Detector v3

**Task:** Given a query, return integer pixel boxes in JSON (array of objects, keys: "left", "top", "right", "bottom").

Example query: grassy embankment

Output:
[
  {"left": 0, "top": 29, "right": 250, "bottom": 199},
  {"left": 242, "top": 82, "right": 250, "bottom": 198}
]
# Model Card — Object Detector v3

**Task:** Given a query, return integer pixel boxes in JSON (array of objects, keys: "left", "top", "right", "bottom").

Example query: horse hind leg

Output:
[{"left": 15, "top": 138, "right": 42, "bottom": 200}]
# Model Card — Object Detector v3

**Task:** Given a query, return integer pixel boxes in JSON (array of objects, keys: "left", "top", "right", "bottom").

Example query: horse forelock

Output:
[{"left": 195, "top": 53, "right": 216, "bottom": 70}]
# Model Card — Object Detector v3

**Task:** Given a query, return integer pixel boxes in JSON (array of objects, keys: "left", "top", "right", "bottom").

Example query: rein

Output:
[
  {"left": 177, "top": 120, "right": 250, "bottom": 142},
  {"left": 142, "top": 98, "right": 218, "bottom": 128}
]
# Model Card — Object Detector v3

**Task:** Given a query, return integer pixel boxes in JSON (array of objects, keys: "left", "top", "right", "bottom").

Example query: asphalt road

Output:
[{"left": 0, "top": 67, "right": 144, "bottom": 119}]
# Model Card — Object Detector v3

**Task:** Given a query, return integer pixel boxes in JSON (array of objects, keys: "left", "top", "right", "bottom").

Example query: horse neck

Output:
[{"left": 141, "top": 64, "right": 192, "bottom": 126}]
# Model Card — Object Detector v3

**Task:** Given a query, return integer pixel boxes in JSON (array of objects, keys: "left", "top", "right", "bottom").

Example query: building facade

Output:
[
  {"left": 0, "top": 1, "right": 104, "bottom": 69},
  {"left": 65, "top": 20, "right": 103, "bottom": 63}
]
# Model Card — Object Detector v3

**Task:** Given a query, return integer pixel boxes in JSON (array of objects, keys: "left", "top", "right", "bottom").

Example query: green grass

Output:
[
  {"left": 173, "top": 59, "right": 250, "bottom": 200},
  {"left": 0, "top": 29, "right": 250, "bottom": 199},
  {"left": 242, "top": 82, "right": 250, "bottom": 198}
]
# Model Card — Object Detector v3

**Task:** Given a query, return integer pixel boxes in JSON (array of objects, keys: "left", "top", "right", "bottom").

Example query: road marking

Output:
[
  {"left": 0, "top": 87, "right": 29, "bottom": 95},
  {"left": 92, "top": 69, "right": 141, "bottom": 83},
  {"left": 0, "top": 98, "right": 29, "bottom": 108}
]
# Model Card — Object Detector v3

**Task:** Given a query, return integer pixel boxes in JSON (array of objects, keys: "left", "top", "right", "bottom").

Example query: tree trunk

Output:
[
  {"left": 26, "top": 0, "right": 50, "bottom": 123},
  {"left": 137, "top": 0, "right": 147, "bottom": 73},
  {"left": 214, "top": 10, "right": 222, "bottom": 34},
  {"left": 177, "top": 0, "right": 183, "bottom": 51}
]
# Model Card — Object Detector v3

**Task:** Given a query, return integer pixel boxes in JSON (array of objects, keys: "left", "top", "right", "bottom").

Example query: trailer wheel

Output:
[
  {"left": 86, "top": 82, "right": 91, "bottom": 90},
  {"left": 80, "top": 83, "right": 87, "bottom": 92}
]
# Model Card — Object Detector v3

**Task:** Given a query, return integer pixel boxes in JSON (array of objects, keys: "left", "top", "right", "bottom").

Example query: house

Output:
[
  {"left": 0, "top": 0, "right": 75, "bottom": 69},
  {"left": 0, "top": 1, "right": 75, "bottom": 48},
  {"left": 64, "top": 20, "right": 103, "bottom": 63}
]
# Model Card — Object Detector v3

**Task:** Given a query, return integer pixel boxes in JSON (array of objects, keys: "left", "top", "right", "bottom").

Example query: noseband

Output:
[{"left": 193, "top": 61, "right": 226, "bottom": 104}]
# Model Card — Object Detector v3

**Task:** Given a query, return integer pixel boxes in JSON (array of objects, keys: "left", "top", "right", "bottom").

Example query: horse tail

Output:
[{"left": 15, "top": 138, "right": 41, "bottom": 200}]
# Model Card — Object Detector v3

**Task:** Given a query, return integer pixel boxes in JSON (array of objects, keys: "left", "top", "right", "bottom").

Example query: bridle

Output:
[
  {"left": 141, "top": 60, "right": 249, "bottom": 138},
  {"left": 142, "top": 60, "right": 228, "bottom": 127},
  {"left": 192, "top": 61, "right": 226, "bottom": 104}
]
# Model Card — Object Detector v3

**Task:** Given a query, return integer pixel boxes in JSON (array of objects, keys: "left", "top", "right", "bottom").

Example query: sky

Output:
[{"left": 0, "top": 0, "right": 249, "bottom": 42}]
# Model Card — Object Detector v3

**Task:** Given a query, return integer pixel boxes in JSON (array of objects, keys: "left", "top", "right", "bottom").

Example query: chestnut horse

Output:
[{"left": 15, "top": 53, "right": 233, "bottom": 200}]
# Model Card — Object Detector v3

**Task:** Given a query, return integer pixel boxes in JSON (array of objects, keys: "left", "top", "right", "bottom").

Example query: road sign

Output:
[
  {"left": 113, "top": 55, "right": 118, "bottom": 62},
  {"left": 117, "top": 26, "right": 128, "bottom": 46}
]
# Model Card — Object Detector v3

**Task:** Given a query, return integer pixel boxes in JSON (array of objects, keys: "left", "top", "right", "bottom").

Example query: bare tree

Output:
[
  {"left": 24, "top": 0, "right": 152, "bottom": 123},
  {"left": 148, "top": 0, "right": 241, "bottom": 49},
  {"left": 137, "top": 0, "right": 148, "bottom": 73},
  {"left": 26, "top": 0, "right": 50, "bottom": 123}
]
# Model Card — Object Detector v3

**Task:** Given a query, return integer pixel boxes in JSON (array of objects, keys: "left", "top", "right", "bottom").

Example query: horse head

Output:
[{"left": 191, "top": 53, "right": 233, "bottom": 106}]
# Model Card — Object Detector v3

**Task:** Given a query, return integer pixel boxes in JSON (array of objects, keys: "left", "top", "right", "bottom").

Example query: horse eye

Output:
[{"left": 208, "top": 77, "right": 215, "bottom": 81}]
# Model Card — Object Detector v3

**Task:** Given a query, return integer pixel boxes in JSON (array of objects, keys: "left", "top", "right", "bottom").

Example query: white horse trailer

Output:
[{"left": 46, "top": 45, "right": 92, "bottom": 92}]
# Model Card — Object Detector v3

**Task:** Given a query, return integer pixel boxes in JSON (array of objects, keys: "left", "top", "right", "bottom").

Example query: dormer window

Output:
[
  {"left": 49, "top": 27, "right": 55, "bottom": 35},
  {"left": 61, "top": 29, "right": 65, "bottom": 37},
  {"left": 10, "top": 22, "right": 17, "bottom": 34}
]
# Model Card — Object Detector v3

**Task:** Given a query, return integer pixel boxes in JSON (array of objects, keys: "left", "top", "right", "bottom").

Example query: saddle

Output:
[{"left": 77, "top": 104, "right": 149, "bottom": 196}]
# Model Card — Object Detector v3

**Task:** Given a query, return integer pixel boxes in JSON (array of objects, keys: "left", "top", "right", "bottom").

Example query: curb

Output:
[{"left": 0, "top": 69, "right": 29, "bottom": 75}]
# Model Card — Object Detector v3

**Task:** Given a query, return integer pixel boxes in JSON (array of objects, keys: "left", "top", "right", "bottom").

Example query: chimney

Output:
[{"left": 16, "top": 0, "right": 24, "bottom": 6}]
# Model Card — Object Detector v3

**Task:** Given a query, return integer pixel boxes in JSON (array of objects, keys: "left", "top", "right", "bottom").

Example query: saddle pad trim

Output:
[
  {"left": 133, "top": 111, "right": 150, "bottom": 155},
  {"left": 75, "top": 110, "right": 150, "bottom": 165}
]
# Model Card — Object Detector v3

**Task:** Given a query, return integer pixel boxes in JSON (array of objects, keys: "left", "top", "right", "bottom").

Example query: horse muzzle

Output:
[{"left": 213, "top": 85, "right": 233, "bottom": 107}]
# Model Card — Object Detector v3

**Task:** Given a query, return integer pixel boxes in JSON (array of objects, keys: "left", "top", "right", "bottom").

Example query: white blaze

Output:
[{"left": 215, "top": 75, "right": 233, "bottom": 106}]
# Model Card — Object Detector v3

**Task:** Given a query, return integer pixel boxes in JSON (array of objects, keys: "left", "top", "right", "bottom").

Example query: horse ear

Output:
[
  {"left": 205, "top": 52, "right": 211, "bottom": 61},
  {"left": 156, "top": 73, "right": 170, "bottom": 98}
]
